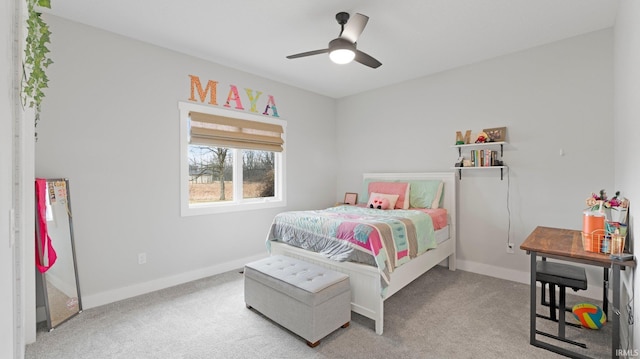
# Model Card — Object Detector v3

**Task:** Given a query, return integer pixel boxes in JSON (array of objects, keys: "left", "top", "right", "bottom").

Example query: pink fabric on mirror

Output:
[{"left": 35, "top": 178, "right": 57, "bottom": 273}]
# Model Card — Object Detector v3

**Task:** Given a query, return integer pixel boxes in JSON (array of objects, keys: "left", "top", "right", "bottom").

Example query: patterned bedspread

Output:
[{"left": 267, "top": 205, "right": 437, "bottom": 286}]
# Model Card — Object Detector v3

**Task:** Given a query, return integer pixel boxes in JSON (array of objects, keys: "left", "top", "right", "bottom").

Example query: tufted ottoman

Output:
[{"left": 244, "top": 255, "right": 351, "bottom": 347}]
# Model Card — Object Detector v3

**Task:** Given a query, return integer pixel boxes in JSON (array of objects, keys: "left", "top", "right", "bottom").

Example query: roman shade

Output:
[{"left": 189, "top": 111, "right": 284, "bottom": 152}]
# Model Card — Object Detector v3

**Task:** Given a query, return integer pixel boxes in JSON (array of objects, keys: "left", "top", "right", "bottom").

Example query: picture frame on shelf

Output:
[
  {"left": 344, "top": 192, "right": 358, "bottom": 205},
  {"left": 483, "top": 127, "right": 507, "bottom": 142}
]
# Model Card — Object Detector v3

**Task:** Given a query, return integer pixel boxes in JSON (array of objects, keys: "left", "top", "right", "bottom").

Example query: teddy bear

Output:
[{"left": 369, "top": 197, "right": 390, "bottom": 210}]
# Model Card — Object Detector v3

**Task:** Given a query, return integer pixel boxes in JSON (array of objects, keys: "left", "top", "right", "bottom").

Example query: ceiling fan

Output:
[{"left": 286, "top": 12, "right": 382, "bottom": 69}]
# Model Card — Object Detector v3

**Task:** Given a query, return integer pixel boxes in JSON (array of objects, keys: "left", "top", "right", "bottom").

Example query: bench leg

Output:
[
  {"left": 541, "top": 282, "right": 576, "bottom": 315},
  {"left": 549, "top": 284, "right": 557, "bottom": 321},
  {"left": 306, "top": 323, "right": 349, "bottom": 348},
  {"left": 558, "top": 287, "right": 566, "bottom": 338}
]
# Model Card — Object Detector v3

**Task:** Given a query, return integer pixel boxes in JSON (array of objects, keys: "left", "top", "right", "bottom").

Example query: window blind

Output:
[{"left": 189, "top": 111, "right": 284, "bottom": 152}]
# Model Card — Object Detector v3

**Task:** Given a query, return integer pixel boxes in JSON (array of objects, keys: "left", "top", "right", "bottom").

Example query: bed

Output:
[{"left": 267, "top": 172, "right": 457, "bottom": 335}]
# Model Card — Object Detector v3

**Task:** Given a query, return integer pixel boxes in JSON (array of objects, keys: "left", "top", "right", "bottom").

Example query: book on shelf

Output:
[
  {"left": 467, "top": 149, "right": 500, "bottom": 167},
  {"left": 456, "top": 146, "right": 504, "bottom": 168}
]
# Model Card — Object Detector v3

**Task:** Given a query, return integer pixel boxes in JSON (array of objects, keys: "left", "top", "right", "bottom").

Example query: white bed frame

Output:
[{"left": 269, "top": 172, "right": 457, "bottom": 335}]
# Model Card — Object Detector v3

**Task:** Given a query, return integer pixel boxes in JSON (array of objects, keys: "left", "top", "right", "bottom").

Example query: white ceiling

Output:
[{"left": 44, "top": 0, "right": 619, "bottom": 98}]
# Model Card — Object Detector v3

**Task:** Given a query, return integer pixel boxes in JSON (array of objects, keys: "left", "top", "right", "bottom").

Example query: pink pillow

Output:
[{"left": 368, "top": 182, "right": 410, "bottom": 209}]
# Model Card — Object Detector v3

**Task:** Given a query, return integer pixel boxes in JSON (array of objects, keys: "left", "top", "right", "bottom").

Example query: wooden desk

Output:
[{"left": 521, "top": 226, "right": 635, "bottom": 359}]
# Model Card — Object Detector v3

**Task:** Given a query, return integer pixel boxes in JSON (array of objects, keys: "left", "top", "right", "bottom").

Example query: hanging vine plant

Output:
[{"left": 23, "top": 0, "right": 53, "bottom": 139}]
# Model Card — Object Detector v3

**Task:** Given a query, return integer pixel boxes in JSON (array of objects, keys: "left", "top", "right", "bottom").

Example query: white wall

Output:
[
  {"left": 614, "top": 0, "right": 640, "bottom": 350},
  {"left": 36, "top": 16, "right": 337, "bottom": 308},
  {"left": 1, "top": 0, "right": 16, "bottom": 356},
  {"left": 336, "top": 29, "right": 614, "bottom": 297}
]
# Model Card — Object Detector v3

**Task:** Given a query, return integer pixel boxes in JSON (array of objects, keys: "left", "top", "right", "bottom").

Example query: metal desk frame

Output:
[{"left": 521, "top": 226, "right": 635, "bottom": 359}]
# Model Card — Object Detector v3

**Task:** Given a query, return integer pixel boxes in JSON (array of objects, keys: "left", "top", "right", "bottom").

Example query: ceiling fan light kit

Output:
[
  {"left": 328, "top": 38, "right": 356, "bottom": 64},
  {"left": 286, "top": 12, "right": 382, "bottom": 69}
]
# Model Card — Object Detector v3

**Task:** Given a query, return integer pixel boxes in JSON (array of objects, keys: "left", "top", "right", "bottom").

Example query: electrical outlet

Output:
[
  {"left": 138, "top": 252, "right": 147, "bottom": 264},
  {"left": 506, "top": 243, "right": 515, "bottom": 254}
]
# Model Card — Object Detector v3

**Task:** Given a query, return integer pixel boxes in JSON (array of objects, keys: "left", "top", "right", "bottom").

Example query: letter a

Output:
[
  {"left": 262, "top": 95, "right": 280, "bottom": 117},
  {"left": 188, "top": 75, "right": 217, "bottom": 105},
  {"left": 224, "top": 85, "right": 245, "bottom": 110}
]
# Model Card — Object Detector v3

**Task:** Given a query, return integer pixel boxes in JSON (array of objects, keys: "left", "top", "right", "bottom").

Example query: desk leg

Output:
[
  {"left": 529, "top": 252, "right": 592, "bottom": 359},
  {"left": 604, "top": 267, "right": 609, "bottom": 319},
  {"left": 612, "top": 264, "right": 620, "bottom": 358},
  {"left": 530, "top": 251, "right": 537, "bottom": 345}
]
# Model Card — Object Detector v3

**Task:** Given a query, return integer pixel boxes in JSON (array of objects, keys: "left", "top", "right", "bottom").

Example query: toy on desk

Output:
[{"left": 572, "top": 303, "right": 606, "bottom": 329}]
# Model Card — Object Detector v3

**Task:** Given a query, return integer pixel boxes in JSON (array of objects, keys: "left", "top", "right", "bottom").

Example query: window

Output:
[{"left": 179, "top": 102, "right": 286, "bottom": 215}]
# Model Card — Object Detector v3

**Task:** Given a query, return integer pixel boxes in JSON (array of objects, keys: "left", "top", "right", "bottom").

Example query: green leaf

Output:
[
  {"left": 37, "top": 0, "right": 51, "bottom": 9},
  {"left": 23, "top": 0, "right": 53, "bottom": 127}
]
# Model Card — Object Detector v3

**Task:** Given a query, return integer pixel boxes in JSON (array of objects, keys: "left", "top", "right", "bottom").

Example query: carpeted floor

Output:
[{"left": 26, "top": 265, "right": 615, "bottom": 359}]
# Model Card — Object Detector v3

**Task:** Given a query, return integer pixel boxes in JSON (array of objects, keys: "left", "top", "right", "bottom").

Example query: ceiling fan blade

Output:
[
  {"left": 340, "top": 13, "right": 368, "bottom": 43},
  {"left": 286, "top": 49, "right": 329, "bottom": 59},
  {"left": 355, "top": 50, "right": 382, "bottom": 69}
]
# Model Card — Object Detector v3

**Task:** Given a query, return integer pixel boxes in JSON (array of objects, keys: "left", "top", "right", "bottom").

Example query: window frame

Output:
[{"left": 179, "top": 101, "right": 286, "bottom": 216}]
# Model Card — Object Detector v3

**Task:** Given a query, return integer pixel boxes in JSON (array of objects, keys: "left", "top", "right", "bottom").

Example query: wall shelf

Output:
[
  {"left": 452, "top": 141, "right": 507, "bottom": 180},
  {"left": 450, "top": 165, "right": 507, "bottom": 180},
  {"left": 452, "top": 141, "right": 505, "bottom": 156}
]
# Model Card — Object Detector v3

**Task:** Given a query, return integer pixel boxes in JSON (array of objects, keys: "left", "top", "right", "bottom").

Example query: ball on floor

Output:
[{"left": 572, "top": 303, "right": 606, "bottom": 329}]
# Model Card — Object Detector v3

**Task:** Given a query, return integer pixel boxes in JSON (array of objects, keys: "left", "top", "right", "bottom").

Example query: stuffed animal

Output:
[
  {"left": 369, "top": 197, "right": 390, "bottom": 210},
  {"left": 475, "top": 131, "right": 490, "bottom": 143}
]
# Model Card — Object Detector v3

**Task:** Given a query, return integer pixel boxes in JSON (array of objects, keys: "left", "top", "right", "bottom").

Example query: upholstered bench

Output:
[{"left": 244, "top": 255, "right": 351, "bottom": 347}]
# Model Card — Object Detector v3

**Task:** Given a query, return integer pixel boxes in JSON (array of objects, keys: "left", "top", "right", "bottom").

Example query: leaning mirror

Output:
[{"left": 35, "top": 178, "right": 82, "bottom": 330}]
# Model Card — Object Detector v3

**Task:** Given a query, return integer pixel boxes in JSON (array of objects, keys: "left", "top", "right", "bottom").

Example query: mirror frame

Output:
[{"left": 35, "top": 178, "right": 83, "bottom": 330}]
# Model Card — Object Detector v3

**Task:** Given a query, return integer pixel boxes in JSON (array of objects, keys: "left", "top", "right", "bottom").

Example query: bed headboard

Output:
[{"left": 361, "top": 172, "right": 457, "bottom": 234}]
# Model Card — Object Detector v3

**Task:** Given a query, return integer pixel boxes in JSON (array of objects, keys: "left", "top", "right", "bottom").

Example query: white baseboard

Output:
[
  {"left": 82, "top": 254, "right": 608, "bottom": 310},
  {"left": 456, "top": 258, "right": 604, "bottom": 301},
  {"left": 81, "top": 253, "right": 268, "bottom": 309}
]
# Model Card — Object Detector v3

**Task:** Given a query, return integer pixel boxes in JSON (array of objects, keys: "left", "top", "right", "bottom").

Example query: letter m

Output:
[{"left": 188, "top": 75, "right": 217, "bottom": 105}]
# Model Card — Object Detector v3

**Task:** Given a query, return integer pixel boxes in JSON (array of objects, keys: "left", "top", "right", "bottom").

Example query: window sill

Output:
[{"left": 181, "top": 199, "right": 286, "bottom": 216}]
